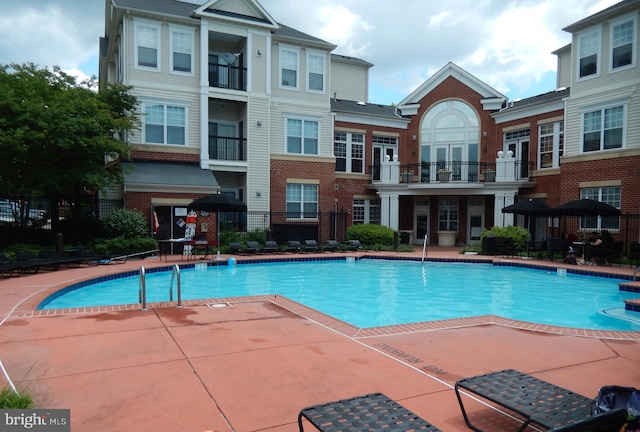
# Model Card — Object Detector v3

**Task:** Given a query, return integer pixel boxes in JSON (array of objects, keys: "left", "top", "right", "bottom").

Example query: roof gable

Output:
[
  {"left": 196, "top": 0, "right": 279, "bottom": 29},
  {"left": 397, "top": 62, "right": 506, "bottom": 115}
]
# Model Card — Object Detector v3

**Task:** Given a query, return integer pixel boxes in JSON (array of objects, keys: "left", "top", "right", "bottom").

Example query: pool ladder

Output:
[{"left": 139, "top": 264, "right": 183, "bottom": 310}]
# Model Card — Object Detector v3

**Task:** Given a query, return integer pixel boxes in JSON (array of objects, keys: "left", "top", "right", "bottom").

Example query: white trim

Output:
[
  {"left": 133, "top": 18, "right": 161, "bottom": 72},
  {"left": 609, "top": 13, "right": 637, "bottom": 73},
  {"left": 169, "top": 24, "right": 195, "bottom": 76},
  {"left": 279, "top": 45, "right": 300, "bottom": 90}
]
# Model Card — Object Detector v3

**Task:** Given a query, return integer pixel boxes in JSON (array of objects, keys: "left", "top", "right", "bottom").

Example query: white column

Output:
[
  {"left": 388, "top": 193, "right": 399, "bottom": 231},
  {"left": 199, "top": 21, "right": 209, "bottom": 167},
  {"left": 496, "top": 150, "right": 516, "bottom": 182}
]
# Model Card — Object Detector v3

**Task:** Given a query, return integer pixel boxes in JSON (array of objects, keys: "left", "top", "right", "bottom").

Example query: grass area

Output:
[{"left": 0, "top": 387, "right": 34, "bottom": 409}]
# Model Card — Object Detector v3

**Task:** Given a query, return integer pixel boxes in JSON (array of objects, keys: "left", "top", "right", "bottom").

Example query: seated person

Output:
[{"left": 587, "top": 230, "right": 613, "bottom": 265}]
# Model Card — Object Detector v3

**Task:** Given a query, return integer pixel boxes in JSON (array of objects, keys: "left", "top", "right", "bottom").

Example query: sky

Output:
[{"left": 0, "top": 0, "right": 622, "bottom": 105}]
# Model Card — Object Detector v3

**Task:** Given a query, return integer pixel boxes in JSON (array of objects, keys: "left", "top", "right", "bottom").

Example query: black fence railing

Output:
[
  {"left": 370, "top": 161, "right": 534, "bottom": 183},
  {"left": 208, "top": 63, "right": 247, "bottom": 91},
  {"left": 208, "top": 136, "right": 247, "bottom": 161}
]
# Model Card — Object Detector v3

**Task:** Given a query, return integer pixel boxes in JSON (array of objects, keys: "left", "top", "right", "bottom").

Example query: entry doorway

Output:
[
  {"left": 372, "top": 144, "right": 396, "bottom": 181},
  {"left": 413, "top": 200, "right": 430, "bottom": 245},
  {"left": 154, "top": 205, "right": 188, "bottom": 254}
]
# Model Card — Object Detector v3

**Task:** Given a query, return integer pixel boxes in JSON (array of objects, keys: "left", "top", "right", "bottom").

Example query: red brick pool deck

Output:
[{"left": 1, "top": 247, "right": 639, "bottom": 431}]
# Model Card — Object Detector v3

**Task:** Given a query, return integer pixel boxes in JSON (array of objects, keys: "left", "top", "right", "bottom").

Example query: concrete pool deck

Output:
[{"left": 0, "top": 247, "right": 639, "bottom": 431}]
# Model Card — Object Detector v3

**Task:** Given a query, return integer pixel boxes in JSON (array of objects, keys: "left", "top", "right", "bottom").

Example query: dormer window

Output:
[{"left": 578, "top": 30, "right": 600, "bottom": 78}]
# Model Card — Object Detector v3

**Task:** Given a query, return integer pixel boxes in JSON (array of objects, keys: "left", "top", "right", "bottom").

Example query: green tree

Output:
[{"left": 0, "top": 63, "right": 139, "bottom": 231}]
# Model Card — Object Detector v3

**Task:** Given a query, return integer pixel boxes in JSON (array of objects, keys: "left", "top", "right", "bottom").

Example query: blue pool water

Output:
[{"left": 39, "top": 259, "right": 640, "bottom": 331}]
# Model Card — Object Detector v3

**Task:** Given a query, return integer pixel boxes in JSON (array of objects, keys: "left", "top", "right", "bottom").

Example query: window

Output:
[
  {"left": 143, "top": 103, "right": 186, "bottom": 145},
  {"left": 582, "top": 105, "right": 624, "bottom": 152},
  {"left": 307, "top": 52, "right": 325, "bottom": 92},
  {"left": 280, "top": 47, "right": 298, "bottom": 88},
  {"left": 578, "top": 30, "right": 599, "bottom": 78},
  {"left": 611, "top": 17, "right": 635, "bottom": 69},
  {"left": 170, "top": 27, "right": 193, "bottom": 74},
  {"left": 135, "top": 21, "right": 160, "bottom": 70},
  {"left": 580, "top": 187, "right": 620, "bottom": 230},
  {"left": 334, "top": 132, "right": 364, "bottom": 173},
  {"left": 438, "top": 200, "right": 458, "bottom": 231},
  {"left": 352, "top": 199, "right": 380, "bottom": 225},
  {"left": 287, "top": 118, "right": 318, "bottom": 154},
  {"left": 538, "top": 121, "right": 563, "bottom": 169},
  {"left": 286, "top": 184, "right": 318, "bottom": 219}
]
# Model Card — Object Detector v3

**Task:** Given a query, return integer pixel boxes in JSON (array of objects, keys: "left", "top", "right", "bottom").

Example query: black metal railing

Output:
[
  {"left": 208, "top": 63, "right": 247, "bottom": 91},
  {"left": 208, "top": 136, "right": 247, "bottom": 161},
  {"left": 370, "top": 161, "right": 534, "bottom": 183}
]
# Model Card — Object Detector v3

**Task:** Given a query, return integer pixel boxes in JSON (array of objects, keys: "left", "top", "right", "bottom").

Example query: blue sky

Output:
[{"left": 0, "top": 0, "right": 622, "bottom": 105}]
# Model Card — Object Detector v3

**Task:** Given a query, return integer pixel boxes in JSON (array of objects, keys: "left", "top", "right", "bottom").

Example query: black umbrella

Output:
[
  {"left": 188, "top": 194, "right": 247, "bottom": 247},
  {"left": 554, "top": 198, "right": 620, "bottom": 217},
  {"left": 188, "top": 194, "right": 247, "bottom": 212},
  {"left": 502, "top": 199, "right": 555, "bottom": 216}
]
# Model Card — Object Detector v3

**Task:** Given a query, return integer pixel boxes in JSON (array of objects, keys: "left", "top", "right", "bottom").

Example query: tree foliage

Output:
[{"left": 0, "top": 63, "right": 139, "bottom": 198}]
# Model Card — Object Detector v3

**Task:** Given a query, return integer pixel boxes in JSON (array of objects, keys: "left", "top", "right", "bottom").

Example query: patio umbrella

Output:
[
  {"left": 554, "top": 198, "right": 620, "bottom": 260},
  {"left": 502, "top": 199, "right": 554, "bottom": 257},
  {"left": 554, "top": 198, "right": 620, "bottom": 217},
  {"left": 188, "top": 194, "right": 247, "bottom": 246}
]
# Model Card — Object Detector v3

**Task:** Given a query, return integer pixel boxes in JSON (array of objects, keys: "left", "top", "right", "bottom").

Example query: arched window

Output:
[{"left": 420, "top": 100, "right": 479, "bottom": 182}]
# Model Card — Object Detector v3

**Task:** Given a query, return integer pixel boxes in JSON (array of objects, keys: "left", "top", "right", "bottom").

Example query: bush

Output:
[
  {"left": 480, "top": 226, "right": 531, "bottom": 244},
  {"left": 0, "top": 387, "right": 33, "bottom": 409},
  {"left": 92, "top": 236, "right": 158, "bottom": 256},
  {"left": 346, "top": 224, "right": 394, "bottom": 246},
  {"left": 102, "top": 209, "right": 149, "bottom": 238}
]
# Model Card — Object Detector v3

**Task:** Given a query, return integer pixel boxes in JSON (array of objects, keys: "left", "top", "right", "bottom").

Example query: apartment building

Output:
[{"left": 99, "top": 0, "right": 639, "bottom": 247}]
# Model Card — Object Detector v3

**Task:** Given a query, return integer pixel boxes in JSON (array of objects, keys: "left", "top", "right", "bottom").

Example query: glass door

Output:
[
  {"left": 434, "top": 144, "right": 464, "bottom": 181},
  {"left": 372, "top": 145, "right": 396, "bottom": 181},
  {"left": 507, "top": 139, "right": 529, "bottom": 179}
]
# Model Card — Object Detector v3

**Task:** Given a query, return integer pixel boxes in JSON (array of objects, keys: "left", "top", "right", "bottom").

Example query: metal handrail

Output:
[
  {"left": 139, "top": 266, "right": 147, "bottom": 310},
  {"left": 169, "top": 264, "right": 183, "bottom": 308},
  {"left": 634, "top": 265, "right": 639, "bottom": 281}
]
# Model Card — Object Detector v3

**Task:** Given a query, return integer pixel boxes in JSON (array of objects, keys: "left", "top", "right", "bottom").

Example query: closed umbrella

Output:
[{"left": 188, "top": 194, "right": 247, "bottom": 246}]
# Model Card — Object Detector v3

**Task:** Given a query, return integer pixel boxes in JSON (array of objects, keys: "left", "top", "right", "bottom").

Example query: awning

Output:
[{"left": 122, "top": 162, "right": 219, "bottom": 194}]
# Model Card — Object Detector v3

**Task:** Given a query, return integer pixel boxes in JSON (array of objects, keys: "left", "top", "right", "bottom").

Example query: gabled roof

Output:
[
  {"left": 195, "top": 0, "right": 279, "bottom": 30},
  {"left": 111, "top": 0, "right": 199, "bottom": 20},
  {"left": 331, "top": 99, "right": 400, "bottom": 118},
  {"left": 563, "top": 0, "right": 640, "bottom": 33},
  {"left": 397, "top": 62, "right": 507, "bottom": 115},
  {"left": 273, "top": 23, "right": 337, "bottom": 50}
]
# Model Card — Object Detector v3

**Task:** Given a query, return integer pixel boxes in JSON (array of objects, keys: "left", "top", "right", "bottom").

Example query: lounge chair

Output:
[
  {"left": 342, "top": 239, "right": 363, "bottom": 251},
  {"left": 16, "top": 251, "right": 51, "bottom": 272},
  {"left": 285, "top": 240, "right": 302, "bottom": 253},
  {"left": 228, "top": 242, "right": 245, "bottom": 254},
  {"left": 324, "top": 240, "right": 342, "bottom": 252},
  {"left": 0, "top": 254, "right": 25, "bottom": 278},
  {"left": 303, "top": 240, "right": 320, "bottom": 252},
  {"left": 74, "top": 247, "right": 100, "bottom": 266},
  {"left": 244, "top": 241, "right": 262, "bottom": 254},
  {"left": 455, "top": 369, "right": 628, "bottom": 432},
  {"left": 298, "top": 392, "right": 441, "bottom": 431},
  {"left": 38, "top": 250, "right": 82, "bottom": 268},
  {"left": 263, "top": 240, "right": 281, "bottom": 253}
]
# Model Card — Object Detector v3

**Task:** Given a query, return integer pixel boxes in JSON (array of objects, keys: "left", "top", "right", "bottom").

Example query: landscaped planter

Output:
[
  {"left": 436, "top": 230, "right": 456, "bottom": 246},
  {"left": 484, "top": 169, "right": 496, "bottom": 182},
  {"left": 437, "top": 171, "right": 451, "bottom": 182}
]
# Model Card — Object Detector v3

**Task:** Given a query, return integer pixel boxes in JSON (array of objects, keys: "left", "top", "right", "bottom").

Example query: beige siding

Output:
[
  {"left": 249, "top": 32, "right": 268, "bottom": 94},
  {"left": 246, "top": 97, "right": 270, "bottom": 212},
  {"left": 556, "top": 50, "right": 572, "bottom": 89},
  {"left": 330, "top": 61, "right": 368, "bottom": 102},
  {"left": 268, "top": 101, "right": 334, "bottom": 158}
]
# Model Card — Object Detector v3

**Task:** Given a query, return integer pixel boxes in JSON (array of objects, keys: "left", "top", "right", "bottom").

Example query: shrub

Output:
[
  {"left": 346, "top": 224, "right": 394, "bottom": 246},
  {"left": 0, "top": 387, "right": 33, "bottom": 409},
  {"left": 480, "top": 226, "right": 531, "bottom": 244},
  {"left": 92, "top": 236, "right": 158, "bottom": 256},
  {"left": 102, "top": 209, "right": 149, "bottom": 238}
]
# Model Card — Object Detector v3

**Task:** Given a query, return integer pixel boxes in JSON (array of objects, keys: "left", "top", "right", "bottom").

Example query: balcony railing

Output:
[
  {"left": 208, "top": 63, "right": 247, "bottom": 91},
  {"left": 370, "top": 161, "right": 533, "bottom": 184},
  {"left": 208, "top": 136, "right": 246, "bottom": 161}
]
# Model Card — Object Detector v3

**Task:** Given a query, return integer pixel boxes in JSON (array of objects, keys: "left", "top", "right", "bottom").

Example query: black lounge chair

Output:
[
  {"left": 298, "top": 392, "right": 441, "bottom": 431},
  {"left": 74, "top": 247, "right": 100, "bottom": 266},
  {"left": 38, "top": 250, "right": 82, "bottom": 268},
  {"left": 455, "top": 369, "right": 628, "bottom": 432},
  {"left": 342, "top": 239, "right": 363, "bottom": 251},
  {"left": 0, "top": 254, "right": 25, "bottom": 278},
  {"left": 324, "top": 240, "right": 342, "bottom": 252},
  {"left": 303, "top": 240, "right": 320, "bottom": 252},
  {"left": 16, "top": 251, "right": 52, "bottom": 272},
  {"left": 285, "top": 240, "right": 302, "bottom": 253},
  {"left": 244, "top": 241, "right": 261, "bottom": 254},
  {"left": 228, "top": 242, "right": 245, "bottom": 254},
  {"left": 263, "top": 240, "right": 281, "bottom": 253}
]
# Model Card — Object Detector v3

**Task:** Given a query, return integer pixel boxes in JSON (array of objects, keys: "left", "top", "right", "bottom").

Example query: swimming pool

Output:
[{"left": 39, "top": 258, "right": 640, "bottom": 331}]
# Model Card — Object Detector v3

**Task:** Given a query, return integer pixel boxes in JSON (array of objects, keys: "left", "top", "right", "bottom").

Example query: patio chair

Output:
[
  {"left": 285, "top": 240, "right": 302, "bottom": 253},
  {"left": 342, "top": 239, "right": 363, "bottom": 251},
  {"left": 263, "top": 240, "right": 282, "bottom": 254},
  {"left": 228, "top": 242, "right": 246, "bottom": 254},
  {"left": 0, "top": 254, "right": 26, "bottom": 278},
  {"left": 298, "top": 392, "right": 441, "bottom": 432},
  {"left": 455, "top": 369, "right": 628, "bottom": 432},
  {"left": 324, "top": 240, "right": 342, "bottom": 252},
  {"left": 303, "top": 240, "right": 320, "bottom": 252},
  {"left": 38, "top": 250, "right": 82, "bottom": 268},
  {"left": 244, "top": 241, "right": 262, "bottom": 254}
]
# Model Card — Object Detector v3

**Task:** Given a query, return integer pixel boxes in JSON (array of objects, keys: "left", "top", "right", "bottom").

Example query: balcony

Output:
[
  {"left": 371, "top": 159, "right": 533, "bottom": 185},
  {"left": 208, "top": 63, "right": 247, "bottom": 91},
  {"left": 208, "top": 136, "right": 246, "bottom": 161}
]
